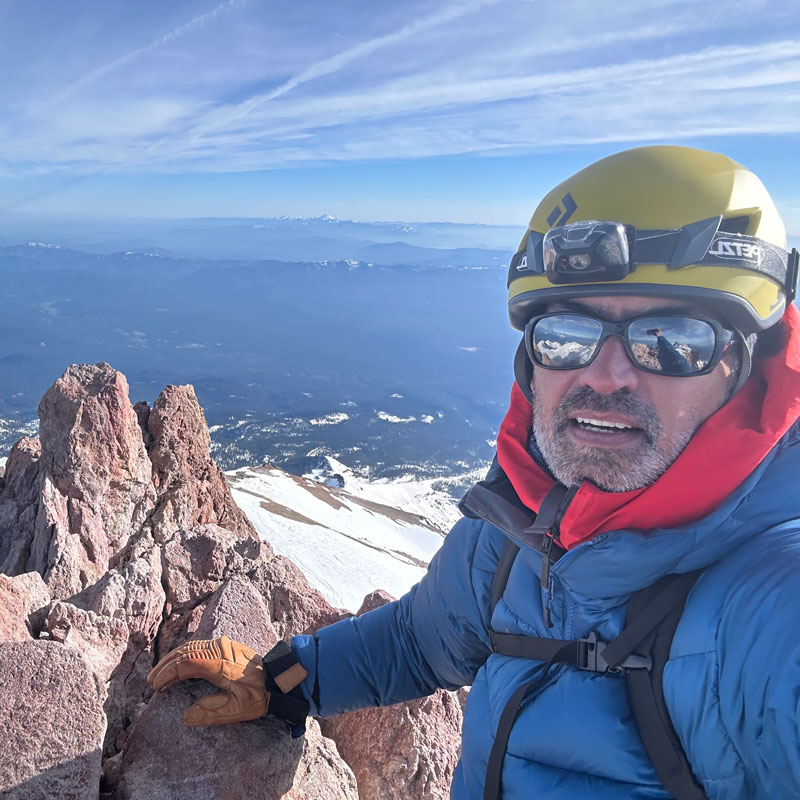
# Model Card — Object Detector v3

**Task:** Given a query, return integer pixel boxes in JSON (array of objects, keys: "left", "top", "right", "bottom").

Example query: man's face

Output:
[{"left": 531, "top": 295, "right": 738, "bottom": 492}]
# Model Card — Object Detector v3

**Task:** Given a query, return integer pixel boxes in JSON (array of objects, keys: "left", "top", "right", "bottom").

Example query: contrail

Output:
[
  {"left": 185, "top": 0, "right": 503, "bottom": 138},
  {"left": 50, "top": 0, "right": 248, "bottom": 106}
]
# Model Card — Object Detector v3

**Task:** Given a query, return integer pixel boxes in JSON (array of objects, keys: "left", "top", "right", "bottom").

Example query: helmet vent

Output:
[{"left": 718, "top": 215, "right": 750, "bottom": 235}]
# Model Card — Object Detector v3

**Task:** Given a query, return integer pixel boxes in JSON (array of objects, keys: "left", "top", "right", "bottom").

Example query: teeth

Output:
[{"left": 575, "top": 417, "right": 633, "bottom": 430}]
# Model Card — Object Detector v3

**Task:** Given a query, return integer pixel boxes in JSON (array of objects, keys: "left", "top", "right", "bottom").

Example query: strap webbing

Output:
[
  {"left": 490, "top": 540, "right": 520, "bottom": 615},
  {"left": 484, "top": 570, "right": 707, "bottom": 800},
  {"left": 601, "top": 571, "right": 701, "bottom": 669},
  {"left": 483, "top": 680, "right": 537, "bottom": 800},
  {"left": 490, "top": 631, "right": 576, "bottom": 663},
  {"left": 625, "top": 571, "right": 706, "bottom": 800},
  {"left": 483, "top": 641, "right": 575, "bottom": 800}
]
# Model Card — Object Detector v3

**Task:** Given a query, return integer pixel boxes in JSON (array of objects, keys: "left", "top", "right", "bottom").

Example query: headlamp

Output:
[{"left": 541, "top": 220, "right": 633, "bottom": 284}]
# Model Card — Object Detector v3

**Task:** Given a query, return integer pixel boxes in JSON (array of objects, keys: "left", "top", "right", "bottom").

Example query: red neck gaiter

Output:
[{"left": 496, "top": 305, "right": 800, "bottom": 550}]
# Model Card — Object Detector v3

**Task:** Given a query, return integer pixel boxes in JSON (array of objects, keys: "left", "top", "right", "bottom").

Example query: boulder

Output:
[
  {"left": 117, "top": 697, "right": 358, "bottom": 800},
  {"left": 357, "top": 589, "right": 395, "bottom": 616},
  {"left": 0, "top": 640, "right": 106, "bottom": 800},
  {"left": 0, "top": 577, "right": 33, "bottom": 642},
  {"left": 320, "top": 691, "right": 463, "bottom": 800},
  {"left": 193, "top": 577, "right": 279, "bottom": 652}
]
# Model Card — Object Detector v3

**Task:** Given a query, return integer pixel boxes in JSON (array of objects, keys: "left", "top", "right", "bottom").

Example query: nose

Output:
[{"left": 577, "top": 334, "right": 639, "bottom": 394}]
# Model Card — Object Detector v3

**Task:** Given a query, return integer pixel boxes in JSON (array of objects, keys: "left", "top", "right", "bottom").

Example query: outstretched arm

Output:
[{"left": 293, "top": 517, "right": 499, "bottom": 717}]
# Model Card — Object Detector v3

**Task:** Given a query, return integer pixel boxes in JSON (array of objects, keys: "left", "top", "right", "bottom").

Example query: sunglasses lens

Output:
[
  {"left": 627, "top": 317, "right": 717, "bottom": 374},
  {"left": 531, "top": 314, "right": 603, "bottom": 368}
]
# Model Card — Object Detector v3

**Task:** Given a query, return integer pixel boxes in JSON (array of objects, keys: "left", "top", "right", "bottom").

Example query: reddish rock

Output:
[
  {"left": 0, "top": 640, "right": 106, "bottom": 800},
  {"left": 0, "top": 579, "right": 31, "bottom": 642},
  {"left": 251, "top": 554, "right": 349, "bottom": 640},
  {"left": 319, "top": 588, "right": 462, "bottom": 800},
  {"left": 357, "top": 588, "right": 396, "bottom": 616},
  {"left": 118, "top": 698, "right": 357, "bottom": 800},
  {"left": 0, "top": 572, "right": 50, "bottom": 641},
  {"left": 43, "top": 600, "right": 130, "bottom": 682},
  {"left": 158, "top": 524, "right": 273, "bottom": 654},
  {"left": 146, "top": 385, "right": 259, "bottom": 543},
  {"left": 0, "top": 437, "right": 43, "bottom": 577},
  {"left": 40, "top": 532, "right": 167, "bottom": 759},
  {"left": 118, "top": 580, "right": 358, "bottom": 800},
  {"left": 320, "top": 691, "right": 463, "bottom": 800},
  {"left": 193, "top": 577, "right": 279, "bottom": 652},
  {"left": 12, "top": 364, "right": 158, "bottom": 598},
  {"left": 0, "top": 361, "right": 463, "bottom": 800}
]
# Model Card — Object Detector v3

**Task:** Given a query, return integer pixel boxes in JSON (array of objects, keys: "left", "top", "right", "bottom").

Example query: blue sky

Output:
[{"left": 1, "top": 0, "right": 799, "bottom": 231}]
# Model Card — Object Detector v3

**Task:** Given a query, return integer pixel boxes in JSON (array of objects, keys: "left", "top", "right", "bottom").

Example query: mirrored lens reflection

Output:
[
  {"left": 533, "top": 314, "right": 601, "bottom": 367},
  {"left": 627, "top": 317, "right": 715, "bottom": 374}
]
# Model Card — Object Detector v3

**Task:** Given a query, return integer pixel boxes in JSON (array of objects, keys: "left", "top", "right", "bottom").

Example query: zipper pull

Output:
[{"left": 541, "top": 533, "right": 554, "bottom": 628}]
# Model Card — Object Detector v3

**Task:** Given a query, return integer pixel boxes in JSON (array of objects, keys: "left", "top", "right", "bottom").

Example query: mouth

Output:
[{"left": 567, "top": 413, "right": 647, "bottom": 446}]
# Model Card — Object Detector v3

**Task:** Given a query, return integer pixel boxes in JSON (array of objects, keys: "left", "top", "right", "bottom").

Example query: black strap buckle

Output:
[{"left": 577, "top": 631, "right": 651, "bottom": 673}]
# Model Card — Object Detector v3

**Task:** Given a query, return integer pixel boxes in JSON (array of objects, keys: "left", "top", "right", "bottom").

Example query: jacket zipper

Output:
[{"left": 541, "top": 483, "right": 580, "bottom": 627}]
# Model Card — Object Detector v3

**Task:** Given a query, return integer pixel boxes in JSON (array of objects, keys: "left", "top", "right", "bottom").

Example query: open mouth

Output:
[{"left": 570, "top": 417, "right": 643, "bottom": 435}]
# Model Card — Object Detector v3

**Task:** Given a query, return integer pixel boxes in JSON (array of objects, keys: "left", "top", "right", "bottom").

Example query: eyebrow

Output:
[{"left": 552, "top": 299, "right": 705, "bottom": 320}]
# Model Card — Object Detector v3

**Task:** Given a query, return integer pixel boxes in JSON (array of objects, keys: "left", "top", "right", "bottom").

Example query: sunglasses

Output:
[{"left": 525, "top": 312, "right": 734, "bottom": 377}]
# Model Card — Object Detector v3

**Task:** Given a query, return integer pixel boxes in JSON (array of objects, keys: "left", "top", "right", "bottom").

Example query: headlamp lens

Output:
[{"left": 568, "top": 254, "right": 592, "bottom": 270}]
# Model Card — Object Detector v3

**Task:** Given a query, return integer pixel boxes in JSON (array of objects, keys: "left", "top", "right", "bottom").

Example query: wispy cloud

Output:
[
  {"left": 1, "top": 0, "right": 798, "bottom": 178},
  {"left": 179, "top": 0, "right": 503, "bottom": 141}
]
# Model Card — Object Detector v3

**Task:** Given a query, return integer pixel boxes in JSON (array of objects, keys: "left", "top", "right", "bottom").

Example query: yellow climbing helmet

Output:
[{"left": 508, "top": 145, "right": 798, "bottom": 335}]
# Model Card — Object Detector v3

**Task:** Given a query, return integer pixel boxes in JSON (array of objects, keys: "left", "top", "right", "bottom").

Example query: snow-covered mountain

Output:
[{"left": 227, "top": 455, "right": 474, "bottom": 611}]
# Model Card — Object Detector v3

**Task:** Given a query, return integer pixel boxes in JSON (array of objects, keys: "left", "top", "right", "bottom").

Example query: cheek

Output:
[
  {"left": 531, "top": 367, "right": 576, "bottom": 418},
  {"left": 651, "top": 373, "right": 729, "bottom": 435}
]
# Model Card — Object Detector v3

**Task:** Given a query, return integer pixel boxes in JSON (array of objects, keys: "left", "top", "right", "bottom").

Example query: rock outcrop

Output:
[
  {"left": 0, "top": 362, "right": 462, "bottom": 799},
  {"left": 319, "top": 591, "right": 463, "bottom": 800}
]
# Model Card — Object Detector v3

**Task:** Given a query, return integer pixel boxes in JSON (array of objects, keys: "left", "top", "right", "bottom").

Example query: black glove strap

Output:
[{"left": 263, "top": 642, "right": 310, "bottom": 736}]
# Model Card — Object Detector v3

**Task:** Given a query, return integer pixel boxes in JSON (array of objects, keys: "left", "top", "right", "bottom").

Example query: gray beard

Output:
[{"left": 532, "top": 385, "right": 694, "bottom": 493}]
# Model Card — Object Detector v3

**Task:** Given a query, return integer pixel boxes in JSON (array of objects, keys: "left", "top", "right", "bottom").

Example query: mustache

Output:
[{"left": 554, "top": 387, "right": 662, "bottom": 444}]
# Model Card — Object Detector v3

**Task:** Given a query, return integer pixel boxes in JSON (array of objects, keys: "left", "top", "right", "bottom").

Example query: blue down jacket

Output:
[{"left": 292, "top": 422, "right": 800, "bottom": 799}]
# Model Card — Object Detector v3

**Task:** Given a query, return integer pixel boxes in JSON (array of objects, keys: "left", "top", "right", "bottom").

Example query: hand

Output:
[{"left": 147, "top": 635, "right": 269, "bottom": 726}]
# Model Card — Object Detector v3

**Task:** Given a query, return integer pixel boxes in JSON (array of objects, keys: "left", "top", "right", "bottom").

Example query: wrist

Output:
[{"left": 263, "top": 641, "right": 310, "bottom": 737}]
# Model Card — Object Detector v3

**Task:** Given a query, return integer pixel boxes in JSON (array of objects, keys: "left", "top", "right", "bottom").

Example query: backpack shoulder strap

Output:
[
  {"left": 624, "top": 571, "right": 707, "bottom": 800},
  {"left": 490, "top": 538, "right": 520, "bottom": 616}
]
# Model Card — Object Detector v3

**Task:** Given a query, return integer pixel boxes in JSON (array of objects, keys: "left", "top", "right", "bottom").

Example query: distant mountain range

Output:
[
  {"left": 0, "top": 225, "right": 520, "bottom": 483},
  {"left": 0, "top": 214, "right": 520, "bottom": 263}
]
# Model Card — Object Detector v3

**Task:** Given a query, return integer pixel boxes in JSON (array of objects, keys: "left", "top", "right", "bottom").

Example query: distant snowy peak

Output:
[{"left": 251, "top": 215, "right": 416, "bottom": 233}]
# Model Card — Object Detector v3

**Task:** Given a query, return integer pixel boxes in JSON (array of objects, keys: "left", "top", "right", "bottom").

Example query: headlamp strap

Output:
[{"left": 634, "top": 227, "right": 789, "bottom": 285}]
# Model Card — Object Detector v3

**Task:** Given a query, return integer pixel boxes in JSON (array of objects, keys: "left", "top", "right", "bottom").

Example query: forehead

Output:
[{"left": 547, "top": 295, "right": 718, "bottom": 322}]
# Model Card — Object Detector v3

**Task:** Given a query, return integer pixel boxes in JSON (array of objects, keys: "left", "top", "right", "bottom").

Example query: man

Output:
[{"left": 148, "top": 146, "right": 800, "bottom": 799}]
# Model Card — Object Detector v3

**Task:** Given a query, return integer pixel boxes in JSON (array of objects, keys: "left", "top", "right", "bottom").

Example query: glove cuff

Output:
[{"left": 263, "top": 641, "right": 310, "bottom": 736}]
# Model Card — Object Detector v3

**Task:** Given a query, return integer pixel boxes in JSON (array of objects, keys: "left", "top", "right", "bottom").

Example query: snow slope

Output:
[{"left": 227, "top": 459, "right": 464, "bottom": 612}]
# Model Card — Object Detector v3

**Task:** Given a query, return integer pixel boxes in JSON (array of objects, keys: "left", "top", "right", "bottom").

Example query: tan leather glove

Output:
[{"left": 147, "top": 635, "right": 270, "bottom": 726}]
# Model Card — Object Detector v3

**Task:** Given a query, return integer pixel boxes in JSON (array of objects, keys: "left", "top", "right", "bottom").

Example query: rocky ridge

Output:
[{"left": 0, "top": 363, "right": 462, "bottom": 799}]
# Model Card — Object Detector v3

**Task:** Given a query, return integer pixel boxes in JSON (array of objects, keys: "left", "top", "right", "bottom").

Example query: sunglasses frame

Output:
[{"left": 524, "top": 312, "right": 735, "bottom": 377}]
